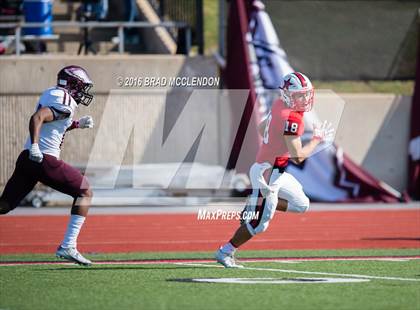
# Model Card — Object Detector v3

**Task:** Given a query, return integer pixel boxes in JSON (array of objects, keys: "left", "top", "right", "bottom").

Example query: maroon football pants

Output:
[{"left": 1, "top": 150, "right": 89, "bottom": 211}]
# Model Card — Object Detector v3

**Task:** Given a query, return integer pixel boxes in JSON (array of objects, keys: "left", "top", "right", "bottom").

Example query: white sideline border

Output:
[{"left": 190, "top": 277, "right": 371, "bottom": 284}]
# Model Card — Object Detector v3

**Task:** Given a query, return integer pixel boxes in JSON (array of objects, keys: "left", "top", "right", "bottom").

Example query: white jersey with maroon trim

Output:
[{"left": 24, "top": 87, "right": 77, "bottom": 158}]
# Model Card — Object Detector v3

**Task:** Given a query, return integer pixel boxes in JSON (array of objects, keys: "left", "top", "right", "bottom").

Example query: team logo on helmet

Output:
[
  {"left": 280, "top": 72, "right": 314, "bottom": 112},
  {"left": 57, "top": 65, "right": 94, "bottom": 106}
]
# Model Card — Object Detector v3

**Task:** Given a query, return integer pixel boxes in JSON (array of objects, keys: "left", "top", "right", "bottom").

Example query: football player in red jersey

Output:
[
  {"left": 0, "top": 66, "right": 95, "bottom": 266},
  {"left": 216, "top": 72, "right": 334, "bottom": 267}
]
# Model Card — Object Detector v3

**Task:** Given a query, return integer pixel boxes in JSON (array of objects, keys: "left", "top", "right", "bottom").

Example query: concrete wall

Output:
[
  {"left": 0, "top": 56, "right": 413, "bottom": 191},
  {"left": 336, "top": 94, "right": 412, "bottom": 192},
  {"left": 0, "top": 55, "right": 220, "bottom": 187},
  {"left": 0, "top": 93, "right": 412, "bottom": 191},
  {"left": 0, "top": 55, "right": 216, "bottom": 94},
  {"left": 0, "top": 91, "right": 228, "bottom": 185}
]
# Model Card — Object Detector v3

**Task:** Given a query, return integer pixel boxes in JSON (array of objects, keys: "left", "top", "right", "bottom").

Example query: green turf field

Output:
[
  {"left": 1, "top": 249, "right": 419, "bottom": 310},
  {"left": 313, "top": 80, "right": 415, "bottom": 96}
]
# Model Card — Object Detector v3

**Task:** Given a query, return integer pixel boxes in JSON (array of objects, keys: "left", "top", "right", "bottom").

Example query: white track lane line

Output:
[
  {"left": 175, "top": 263, "right": 420, "bottom": 282},
  {"left": 1, "top": 256, "right": 419, "bottom": 266}
]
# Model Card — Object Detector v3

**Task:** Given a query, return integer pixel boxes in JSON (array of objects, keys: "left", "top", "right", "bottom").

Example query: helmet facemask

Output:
[
  {"left": 78, "top": 83, "right": 94, "bottom": 106},
  {"left": 284, "top": 88, "right": 314, "bottom": 112},
  {"left": 66, "top": 79, "right": 94, "bottom": 106}
]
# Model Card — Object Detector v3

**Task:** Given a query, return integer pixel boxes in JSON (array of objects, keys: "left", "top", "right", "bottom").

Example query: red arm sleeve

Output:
[{"left": 283, "top": 111, "right": 304, "bottom": 136}]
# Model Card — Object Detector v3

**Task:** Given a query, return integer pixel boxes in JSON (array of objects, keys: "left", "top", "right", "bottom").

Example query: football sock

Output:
[
  {"left": 221, "top": 242, "right": 236, "bottom": 255},
  {"left": 61, "top": 214, "right": 85, "bottom": 249}
]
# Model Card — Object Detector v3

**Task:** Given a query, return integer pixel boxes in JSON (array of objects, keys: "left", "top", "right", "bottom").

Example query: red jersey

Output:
[{"left": 256, "top": 99, "right": 304, "bottom": 167}]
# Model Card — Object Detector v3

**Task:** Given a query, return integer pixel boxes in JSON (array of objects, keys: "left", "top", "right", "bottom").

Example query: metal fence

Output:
[
  {"left": 148, "top": 0, "right": 203, "bottom": 54},
  {"left": 0, "top": 21, "right": 191, "bottom": 55}
]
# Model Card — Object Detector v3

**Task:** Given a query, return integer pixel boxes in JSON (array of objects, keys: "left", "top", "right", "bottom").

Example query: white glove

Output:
[
  {"left": 313, "top": 120, "right": 335, "bottom": 143},
  {"left": 78, "top": 115, "right": 94, "bottom": 129},
  {"left": 29, "top": 143, "right": 43, "bottom": 163}
]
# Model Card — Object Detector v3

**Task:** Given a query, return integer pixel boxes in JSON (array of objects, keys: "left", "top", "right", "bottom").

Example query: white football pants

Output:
[{"left": 245, "top": 162, "right": 310, "bottom": 236}]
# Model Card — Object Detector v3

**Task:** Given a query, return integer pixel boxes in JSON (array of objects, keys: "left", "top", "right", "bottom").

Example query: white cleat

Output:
[
  {"left": 215, "top": 248, "right": 244, "bottom": 268},
  {"left": 56, "top": 246, "right": 92, "bottom": 266}
]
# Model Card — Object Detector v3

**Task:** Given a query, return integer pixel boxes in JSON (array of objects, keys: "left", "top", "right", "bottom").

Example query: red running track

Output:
[{"left": 0, "top": 210, "right": 419, "bottom": 254}]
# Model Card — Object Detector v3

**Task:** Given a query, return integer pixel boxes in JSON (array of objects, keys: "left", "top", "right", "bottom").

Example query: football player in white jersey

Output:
[{"left": 0, "top": 65, "right": 95, "bottom": 266}]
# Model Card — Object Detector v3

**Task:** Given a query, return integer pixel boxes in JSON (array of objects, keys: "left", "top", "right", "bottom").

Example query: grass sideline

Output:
[
  {"left": 1, "top": 249, "right": 419, "bottom": 310},
  {"left": 202, "top": 2, "right": 415, "bottom": 95},
  {"left": 204, "top": 0, "right": 218, "bottom": 54},
  {"left": 313, "top": 80, "right": 414, "bottom": 96}
]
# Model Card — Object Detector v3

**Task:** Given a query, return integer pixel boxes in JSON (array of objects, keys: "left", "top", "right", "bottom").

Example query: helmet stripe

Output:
[
  {"left": 62, "top": 90, "right": 67, "bottom": 106},
  {"left": 66, "top": 90, "right": 71, "bottom": 106},
  {"left": 293, "top": 72, "right": 307, "bottom": 87}
]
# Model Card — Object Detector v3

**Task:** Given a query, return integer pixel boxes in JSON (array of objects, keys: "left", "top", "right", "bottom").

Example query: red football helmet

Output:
[
  {"left": 57, "top": 65, "right": 94, "bottom": 106},
  {"left": 280, "top": 72, "right": 314, "bottom": 112}
]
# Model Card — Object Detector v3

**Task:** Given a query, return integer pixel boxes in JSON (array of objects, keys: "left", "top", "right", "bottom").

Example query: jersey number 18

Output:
[{"left": 284, "top": 121, "right": 298, "bottom": 134}]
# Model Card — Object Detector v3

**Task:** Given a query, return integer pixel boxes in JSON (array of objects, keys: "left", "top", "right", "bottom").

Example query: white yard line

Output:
[
  {"left": 175, "top": 262, "right": 420, "bottom": 282},
  {"left": 275, "top": 257, "right": 415, "bottom": 262}
]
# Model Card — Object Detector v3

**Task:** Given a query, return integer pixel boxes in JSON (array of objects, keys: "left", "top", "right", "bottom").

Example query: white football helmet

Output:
[{"left": 280, "top": 72, "right": 314, "bottom": 112}]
